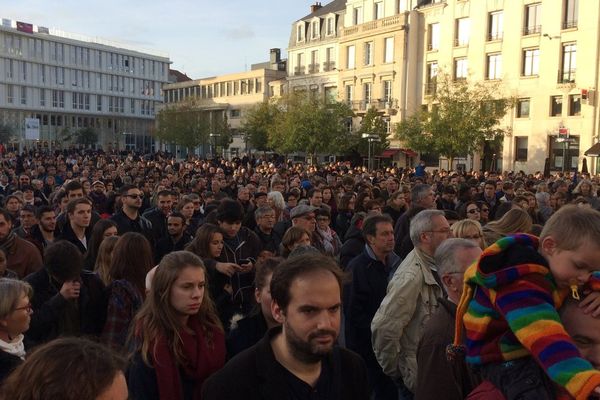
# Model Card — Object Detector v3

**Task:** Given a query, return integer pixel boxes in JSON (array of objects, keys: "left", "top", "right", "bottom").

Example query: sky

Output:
[{"left": 2, "top": 0, "right": 317, "bottom": 79}]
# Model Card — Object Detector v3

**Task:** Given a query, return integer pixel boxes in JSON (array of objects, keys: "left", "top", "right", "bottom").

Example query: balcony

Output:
[
  {"left": 424, "top": 82, "right": 437, "bottom": 96},
  {"left": 454, "top": 38, "right": 468, "bottom": 47},
  {"left": 323, "top": 61, "right": 336, "bottom": 72},
  {"left": 558, "top": 69, "right": 576, "bottom": 84},
  {"left": 523, "top": 25, "right": 542, "bottom": 35},
  {"left": 294, "top": 66, "right": 305, "bottom": 76},
  {"left": 374, "top": 98, "right": 398, "bottom": 112},
  {"left": 308, "top": 63, "right": 320, "bottom": 74},
  {"left": 563, "top": 20, "right": 578, "bottom": 29},
  {"left": 342, "top": 14, "right": 405, "bottom": 37},
  {"left": 487, "top": 32, "right": 503, "bottom": 41}
]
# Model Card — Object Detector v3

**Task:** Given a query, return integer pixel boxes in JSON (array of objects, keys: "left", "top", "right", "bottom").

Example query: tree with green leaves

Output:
[
  {"left": 395, "top": 73, "right": 512, "bottom": 166},
  {"left": 352, "top": 107, "right": 390, "bottom": 156},
  {"left": 74, "top": 127, "right": 98, "bottom": 147},
  {"left": 0, "top": 123, "right": 15, "bottom": 144},
  {"left": 241, "top": 100, "right": 281, "bottom": 152},
  {"left": 212, "top": 114, "right": 233, "bottom": 151},
  {"left": 155, "top": 97, "right": 211, "bottom": 152},
  {"left": 269, "top": 91, "right": 353, "bottom": 161}
]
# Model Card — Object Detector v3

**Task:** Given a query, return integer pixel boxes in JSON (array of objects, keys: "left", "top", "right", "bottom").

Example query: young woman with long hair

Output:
[
  {"left": 82, "top": 219, "right": 118, "bottom": 270},
  {"left": 101, "top": 232, "right": 154, "bottom": 351},
  {"left": 127, "top": 251, "right": 225, "bottom": 400},
  {"left": 94, "top": 235, "right": 119, "bottom": 286}
]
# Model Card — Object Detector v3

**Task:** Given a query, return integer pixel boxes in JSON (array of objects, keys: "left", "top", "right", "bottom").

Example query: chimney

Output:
[
  {"left": 270, "top": 48, "right": 281, "bottom": 65},
  {"left": 310, "top": 2, "right": 322, "bottom": 13}
]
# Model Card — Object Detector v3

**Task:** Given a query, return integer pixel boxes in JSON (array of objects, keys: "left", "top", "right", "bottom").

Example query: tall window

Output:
[
  {"left": 364, "top": 42, "right": 373, "bottom": 65},
  {"left": 488, "top": 11, "right": 504, "bottom": 40},
  {"left": 353, "top": 7, "right": 362, "bottom": 25},
  {"left": 326, "top": 17, "right": 335, "bottom": 35},
  {"left": 560, "top": 43, "right": 576, "bottom": 83},
  {"left": 363, "top": 82, "right": 372, "bottom": 104},
  {"left": 5, "top": 59, "right": 13, "bottom": 79},
  {"left": 522, "top": 48, "right": 540, "bottom": 76},
  {"left": 517, "top": 98, "right": 530, "bottom": 118},
  {"left": 563, "top": 0, "right": 578, "bottom": 29},
  {"left": 569, "top": 94, "right": 581, "bottom": 116},
  {"left": 524, "top": 3, "right": 542, "bottom": 35},
  {"left": 426, "top": 61, "right": 438, "bottom": 94},
  {"left": 310, "top": 50, "right": 319, "bottom": 73},
  {"left": 550, "top": 95, "right": 563, "bottom": 116},
  {"left": 383, "top": 80, "right": 392, "bottom": 103},
  {"left": 297, "top": 24, "right": 304, "bottom": 42},
  {"left": 455, "top": 18, "right": 471, "bottom": 46},
  {"left": 6, "top": 84, "right": 13, "bottom": 104},
  {"left": 374, "top": 2, "right": 384, "bottom": 20},
  {"left": 384, "top": 37, "right": 394, "bottom": 63},
  {"left": 454, "top": 58, "right": 468, "bottom": 80},
  {"left": 345, "top": 85, "right": 354, "bottom": 103},
  {"left": 311, "top": 21, "right": 320, "bottom": 39},
  {"left": 295, "top": 53, "right": 305, "bottom": 75},
  {"left": 486, "top": 53, "right": 502, "bottom": 80},
  {"left": 428, "top": 23, "right": 440, "bottom": 50},
  {"left": 39, "top": 88, "right": 45, "bottom": 107},
  {"left": 515, "top": 137, "right": 528, "bottom": 161},
  {"left": 325, "top": 47, "right": 335, "bottom": 71},
  {"left": 347, "top": 45, "right": 355, "bottom": 69}
]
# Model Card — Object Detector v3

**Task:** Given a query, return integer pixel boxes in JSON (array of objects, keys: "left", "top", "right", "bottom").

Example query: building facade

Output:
[
  {"left": 416, "top": 0, "right": 597, "bottom": 173},
  {"left": 287, "top": 0, "right": 346, "bottom": 102},
  {"left": 0, "top": 18, "right": 170, "bottom": 151},
  {"left": 161, "top": 55, "right": 287, "bottom": 157}
]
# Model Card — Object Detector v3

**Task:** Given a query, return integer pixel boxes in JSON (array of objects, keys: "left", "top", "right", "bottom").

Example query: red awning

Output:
[
  {"left": 381, "top": 149, "right": 400, "bottom": 158},
  {"left": 401, "top": 149, "right": 418, "bottom": 158}
]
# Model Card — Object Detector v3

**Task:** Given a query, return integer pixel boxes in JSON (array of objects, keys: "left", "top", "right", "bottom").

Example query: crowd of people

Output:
[{"left": 0, "top": 148, "right": 600, "bottom": 399}]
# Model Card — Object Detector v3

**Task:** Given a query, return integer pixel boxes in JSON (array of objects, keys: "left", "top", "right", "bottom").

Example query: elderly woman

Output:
[{"left": 0, "top": 279, "right": 33, "bottom": 383}]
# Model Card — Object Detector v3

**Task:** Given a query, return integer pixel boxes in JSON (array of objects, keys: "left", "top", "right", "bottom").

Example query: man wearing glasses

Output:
[
  {"left": 372, "top": 210, "right": 452, "bottom": 400},
  {"left": 110, "top": 184, "right": 153, "bottom": 244}
]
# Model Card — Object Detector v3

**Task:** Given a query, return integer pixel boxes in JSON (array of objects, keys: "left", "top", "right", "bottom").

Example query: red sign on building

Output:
[{"left": 16, "top": 21, "right": 33, "bottom": 34}]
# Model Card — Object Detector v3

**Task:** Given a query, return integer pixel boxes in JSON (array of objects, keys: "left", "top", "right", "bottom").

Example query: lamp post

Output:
[{"left": 361, "top": 133, "right": 381, "bottom": 171}]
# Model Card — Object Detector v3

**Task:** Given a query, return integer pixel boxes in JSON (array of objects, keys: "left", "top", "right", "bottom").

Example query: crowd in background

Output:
[{"left": 0, "top": 148, "right": 599, "bottom": 399}]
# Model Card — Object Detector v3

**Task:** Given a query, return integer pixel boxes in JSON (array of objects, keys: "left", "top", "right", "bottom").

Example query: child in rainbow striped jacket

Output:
[{"left": 449, "top": 205, "right": 600, "bottom": 400}]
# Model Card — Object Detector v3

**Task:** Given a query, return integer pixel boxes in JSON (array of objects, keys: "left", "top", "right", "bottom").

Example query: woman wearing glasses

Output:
[
  {"left": 458, "top": 201, "right": 482, "bottom": 222},
  {"left": 0, "top": 279, "right": 33, "bottom": 383}
]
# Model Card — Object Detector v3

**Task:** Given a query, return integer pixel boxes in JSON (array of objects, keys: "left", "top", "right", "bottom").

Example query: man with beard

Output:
[{"left": 202, "top": 253, "right": 368, "bottom": 400}]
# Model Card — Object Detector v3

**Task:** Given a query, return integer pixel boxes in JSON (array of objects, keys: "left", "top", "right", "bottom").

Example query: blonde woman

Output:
[
  {"left": 451, "top": 219, "right": 487, "bottom": 250},
  {"left": 482, "top": 208, "right": 533, "bottom": 246},
  {"left": 94, "top": 236, "right": 119, "bottom": 286}
]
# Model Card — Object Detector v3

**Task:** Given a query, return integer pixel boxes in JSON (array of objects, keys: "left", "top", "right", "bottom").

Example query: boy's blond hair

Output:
[{"left": 540, "top": 205, "right": 600, "bottom": 250}]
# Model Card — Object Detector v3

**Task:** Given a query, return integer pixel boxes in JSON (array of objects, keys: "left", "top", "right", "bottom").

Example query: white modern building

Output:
[{"left": 0, "top": 18, "right": 170, "bottom": 151}]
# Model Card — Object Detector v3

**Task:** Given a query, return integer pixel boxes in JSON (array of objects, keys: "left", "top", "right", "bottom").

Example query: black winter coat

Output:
[{"left": 24, "top": 269, "right": 107, "bottom": 346}]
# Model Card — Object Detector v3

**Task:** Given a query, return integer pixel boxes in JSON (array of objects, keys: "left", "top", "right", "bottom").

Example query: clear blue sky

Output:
[{"left": 3, "top": 0, "right": 315, "bottom": 79}]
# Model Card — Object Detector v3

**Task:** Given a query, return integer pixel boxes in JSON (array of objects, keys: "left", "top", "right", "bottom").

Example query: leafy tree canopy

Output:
[{"left": 395, "top": 73, "right": 512, "bottom": 162}]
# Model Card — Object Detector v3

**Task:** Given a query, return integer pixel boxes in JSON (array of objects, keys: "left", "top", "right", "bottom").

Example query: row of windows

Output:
[
  {"left": 165, "top": 78, "right": 264, "bottom": 103},
  {"left": 515, "top": 94, "right": 581, "bottom": 118},
  {"left": 424, "top": 42, "right": 576, "bottom": 84},
  {"left": 4, "top": 85, "right": 156, "bottom": 115},
  {"left": 294, "top": 47, "right": 337, "bottom": 75},
  {"left": 427, "top": 0, "right": 578, "bottom": 50},
  {"left": 297, "top": 15, "right": 337, "bottom": 42},
  {"left": 343, "top": 80, "right": 394, "bottom": 104},
  {"left": 344, "top": 37, "right": 394, "bottom": 70},
  {"left": 0, "top": 32, "right": 168, "bottom": 79},
  {"left": 349, "top": 0, "right": 414, "bottom": 27},
  {"left": 2, "top": 59, "right": 161, "bottom": 95}
]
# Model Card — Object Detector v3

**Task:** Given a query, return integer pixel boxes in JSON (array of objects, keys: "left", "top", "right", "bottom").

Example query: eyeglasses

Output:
[
  {"left": 14, "top": 303, "right": 32, "bottom": 313},
  {"left": 426, "top": 229, "right": 452, "bottom": 235},
  {"left": 463, "top": 234, "right": 482, "bottom": 240},
  {"left": 467, "top": 209, "right": 480, "bottom": 214}
]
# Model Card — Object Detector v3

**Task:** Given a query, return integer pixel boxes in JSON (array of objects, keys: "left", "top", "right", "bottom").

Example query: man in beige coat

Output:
[{"left": 371, "top": 209, "right": 451, "bottom": 397}]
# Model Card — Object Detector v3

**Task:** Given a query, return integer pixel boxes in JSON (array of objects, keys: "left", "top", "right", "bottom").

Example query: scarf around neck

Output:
[
  {"left": 152, "top": 317, "right": 225, "bottom": 400},
  {"left": 0, "top": 334, "right": 26, "bottom": 360}
]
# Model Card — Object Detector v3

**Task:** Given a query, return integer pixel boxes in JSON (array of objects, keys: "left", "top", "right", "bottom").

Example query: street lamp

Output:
[{"left": 361, "top": 133, "right": 381, "bottom": 171}]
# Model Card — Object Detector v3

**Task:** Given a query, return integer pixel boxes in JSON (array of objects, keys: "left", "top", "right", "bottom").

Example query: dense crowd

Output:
[{"left": 0, "top": 148, "right": 600, "bottom": 399}]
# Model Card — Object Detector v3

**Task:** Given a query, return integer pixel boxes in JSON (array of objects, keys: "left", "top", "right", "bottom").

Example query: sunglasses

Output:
[{"left": 467, "top": 209, "right": 480, "bottom": 214}]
